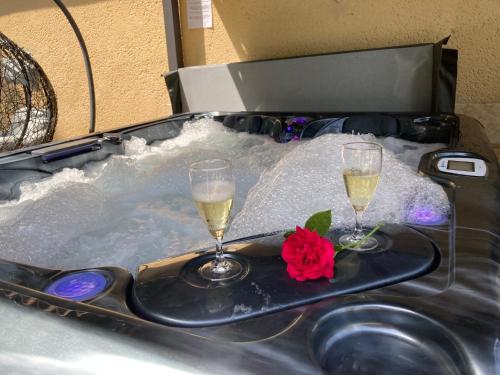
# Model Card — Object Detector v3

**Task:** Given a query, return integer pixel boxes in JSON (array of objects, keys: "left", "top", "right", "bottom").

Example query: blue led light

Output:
[
  {"left": 45, "top": 271, "right": 109, "bottom": 302},
  {"left": 406, "top": 206, "right": 448, "bottom": 225}
]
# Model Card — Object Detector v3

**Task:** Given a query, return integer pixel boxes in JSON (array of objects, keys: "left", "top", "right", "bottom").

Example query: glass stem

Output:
[
  {"left": 214, "top": 237, "right": 225, "bottom": 266},
  {"left": 353, "top": 210, "right": 364, "bottom": 239}
]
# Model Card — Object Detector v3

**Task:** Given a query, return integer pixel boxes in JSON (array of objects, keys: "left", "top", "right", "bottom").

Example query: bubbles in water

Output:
[
  {"left": 0, "top": 119, "right": 295, "bottom": 273},
  {"left": 0, "top": 119, "right": 448, "bottom": 274},
  {"left": 229, "top": 133, "right": 449, "bottom": 238}
]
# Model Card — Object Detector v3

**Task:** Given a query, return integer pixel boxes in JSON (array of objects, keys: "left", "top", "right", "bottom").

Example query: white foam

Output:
[
  {"left": 20, "top": 169, "right": 90, "bottom": 203},
  {"left": 0, "top": 119, "right": 448, "bottom": 274},
  {"left": 0, "top": 119, "right": 295, "bottom": 272},
  {"left": 229, "top": 133, "right": 448, "bottom": 239}
]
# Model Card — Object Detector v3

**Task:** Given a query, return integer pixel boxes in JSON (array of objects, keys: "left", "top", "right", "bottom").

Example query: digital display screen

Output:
[{"left": 447, "top": 160, "right": 475, "bottom": 172}]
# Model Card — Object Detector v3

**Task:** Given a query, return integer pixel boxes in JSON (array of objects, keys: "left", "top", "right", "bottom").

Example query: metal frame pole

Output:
[{"left": 162, "top": 0, "right": 184, "bottom": 70}]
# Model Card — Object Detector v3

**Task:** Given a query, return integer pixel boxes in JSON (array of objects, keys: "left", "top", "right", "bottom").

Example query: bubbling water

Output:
[
  {"left": 229, "top": 133, "right": 449, "bottom": 239},
  {"left": 0, "top": 119, "right": 448, "bottom": 273}
]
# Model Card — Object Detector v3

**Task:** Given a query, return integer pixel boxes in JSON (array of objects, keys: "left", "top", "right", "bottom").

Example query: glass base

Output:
[
  {"left": 199, "top": 258, "right": 243, "bottom": 281},
  {"left": 339, "top": 233, "right": 378, "bottom": 251}
]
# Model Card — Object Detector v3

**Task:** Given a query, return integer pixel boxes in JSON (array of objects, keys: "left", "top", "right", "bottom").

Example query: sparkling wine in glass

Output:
[
  {"left": 339, "top": 142, "right": 382, "bottom": 251},
  {"left": 190, "top": 159, "right": 242, "bottom": 281}
]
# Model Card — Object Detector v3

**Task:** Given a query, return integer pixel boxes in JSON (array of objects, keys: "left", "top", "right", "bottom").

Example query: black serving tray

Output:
[{"left": 130, "top": 225, "right": 439, "bottom": 327}]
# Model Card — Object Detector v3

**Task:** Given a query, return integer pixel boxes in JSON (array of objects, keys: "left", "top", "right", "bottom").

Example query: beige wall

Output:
[
  {"left": 0, "top": 0, "right": 170, "bottom": 141},
  {"left": 2, "top": 1, "right": 500, "bottom": 142},
  {"left": 180, "top": 0, "right": 500, "bottom": 142}
]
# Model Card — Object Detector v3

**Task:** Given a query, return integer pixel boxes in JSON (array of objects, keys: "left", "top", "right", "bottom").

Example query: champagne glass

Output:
[
  {"left": 189, "top": 159, "right": 242, "bottom": 281},
  {"left": 339, "top": 142, "right": 382, "bottom": 251}
]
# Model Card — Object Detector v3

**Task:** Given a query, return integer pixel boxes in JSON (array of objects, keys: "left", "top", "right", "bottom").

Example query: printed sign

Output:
[{"left": 187, "top": 0, "right": 213, "bottom": 29}]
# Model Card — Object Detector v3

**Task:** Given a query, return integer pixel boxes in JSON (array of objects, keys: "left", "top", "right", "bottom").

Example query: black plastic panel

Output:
[{"left": 131, "top": 225, "right": 439, "bottom": 327}]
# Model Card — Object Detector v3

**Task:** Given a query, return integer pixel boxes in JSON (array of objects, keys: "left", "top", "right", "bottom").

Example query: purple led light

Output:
[
  {"left": 45, "top": 271, "right": 109, "bottom": 302},
  {"left": 406, "top": 206, "right": 447, "bottom": 225},
  {"left": 291, "top": 117, "right": 308, "bottom": 125},
  {"left": 286, "top": 117, "right": 310, "bottom": 126}
]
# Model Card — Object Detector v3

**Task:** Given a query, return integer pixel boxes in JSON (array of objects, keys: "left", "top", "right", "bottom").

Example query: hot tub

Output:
[{"left": 0, "top": 111, "right": 498, "bottom": 374}]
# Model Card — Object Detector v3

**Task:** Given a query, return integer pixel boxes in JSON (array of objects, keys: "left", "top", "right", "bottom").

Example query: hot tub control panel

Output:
[{"left": 436, "top": 157, "right": 487, "bottom": 177}]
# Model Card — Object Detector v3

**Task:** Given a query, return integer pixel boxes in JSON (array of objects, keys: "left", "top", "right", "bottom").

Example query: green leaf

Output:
[
  {"left": 283, "top": 230, "right": 295, "bottom": 239},
  {"left": 304, "top": 210, "right": 332, "bottom": 236}
]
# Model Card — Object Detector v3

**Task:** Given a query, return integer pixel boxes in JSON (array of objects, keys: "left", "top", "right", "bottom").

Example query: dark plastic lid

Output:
[{"left": 130, "top": 225, "right": 439, "bottom": 327}]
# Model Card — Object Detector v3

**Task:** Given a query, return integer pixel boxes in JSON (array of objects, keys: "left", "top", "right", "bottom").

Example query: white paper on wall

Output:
[{"left": 187, "top": 0, "right": 213, "bottom": 29}]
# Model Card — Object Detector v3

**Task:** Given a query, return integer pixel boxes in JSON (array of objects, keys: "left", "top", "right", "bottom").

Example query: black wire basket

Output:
[{"left": 0, "top": 32, "right": 57, "bottom": 152}]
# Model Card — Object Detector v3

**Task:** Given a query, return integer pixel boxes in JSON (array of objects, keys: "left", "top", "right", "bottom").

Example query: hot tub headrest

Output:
[
  {"left": 223, "top": 114, "right": 400, "bottom": 140},
  {"left": 342, "top": 115, "right": 400, "bottom": 137},
  {"left": 223, "top": 115, "right": 282, "bottom": 138},
  {"left": 221, "top": 113, "right": 454, "bottom": 144}
]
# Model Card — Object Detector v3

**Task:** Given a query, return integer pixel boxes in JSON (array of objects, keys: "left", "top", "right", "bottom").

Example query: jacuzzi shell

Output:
[{"left": 0, "top": 112, "right": 498, "bottom": 375}]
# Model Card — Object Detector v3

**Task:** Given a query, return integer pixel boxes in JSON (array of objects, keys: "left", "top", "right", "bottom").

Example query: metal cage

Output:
[{"left": 0, "top": 32, "right": 57, "bottom": 152}]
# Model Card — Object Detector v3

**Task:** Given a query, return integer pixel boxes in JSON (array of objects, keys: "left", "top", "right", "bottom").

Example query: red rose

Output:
[{"left": 281, "top": 226, "right": 335, "bottom": 281}]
